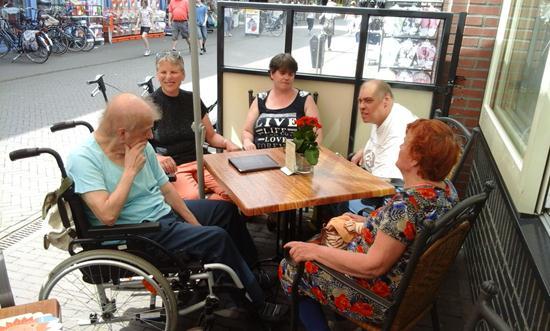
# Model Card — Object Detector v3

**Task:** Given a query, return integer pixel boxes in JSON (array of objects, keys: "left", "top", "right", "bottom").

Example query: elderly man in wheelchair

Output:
[{"left": 12, "top": 93, "right": 287, "bottom": 330}]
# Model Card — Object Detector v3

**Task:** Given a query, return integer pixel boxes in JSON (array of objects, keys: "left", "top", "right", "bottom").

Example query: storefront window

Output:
[
  {"left": 490, "top": 0, "right": 550, "bottom": 155},
  {"left": 362, "top": 15, "right": 442, "bottom": 85},
  {"left": 292, "top": 11, "right": 359, "bottom": 77},
  {"left": 224, "top": 8, "right": 286, "bottom": 69}
]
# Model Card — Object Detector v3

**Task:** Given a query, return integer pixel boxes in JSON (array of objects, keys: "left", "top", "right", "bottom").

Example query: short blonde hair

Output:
[{"left": 155, "top": 51, "right": 185, "bottom": 72}]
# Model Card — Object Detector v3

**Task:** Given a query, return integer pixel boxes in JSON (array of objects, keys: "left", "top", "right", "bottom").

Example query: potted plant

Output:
[{"left": 293, "top": 116, "right": 322, "bottom": 172}]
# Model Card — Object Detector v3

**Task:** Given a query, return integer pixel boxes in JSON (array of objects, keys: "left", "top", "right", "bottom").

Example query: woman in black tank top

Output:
[{"left": 242, "top": 53, "right": 323, "bottom": 150}]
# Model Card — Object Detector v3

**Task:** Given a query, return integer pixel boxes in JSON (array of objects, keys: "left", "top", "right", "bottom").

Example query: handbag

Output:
[{"left": 319, "top": 215, "right": 364, "bottom": 249}]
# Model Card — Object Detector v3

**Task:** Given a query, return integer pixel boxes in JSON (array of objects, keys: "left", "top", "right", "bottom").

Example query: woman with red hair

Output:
[{"left": 279, "top": 119, "right": 461, "bottom": 329}]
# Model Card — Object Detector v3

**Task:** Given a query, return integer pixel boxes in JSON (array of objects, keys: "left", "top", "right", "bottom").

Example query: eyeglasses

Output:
[{"left": 155, "top": 50, "right": 184, "bottom": 64}]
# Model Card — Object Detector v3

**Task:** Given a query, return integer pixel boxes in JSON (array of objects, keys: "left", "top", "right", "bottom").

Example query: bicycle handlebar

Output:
[
  {"left": 86, "top": 74, "right": 104, "bottom": 85},
  {"left": 91, "top": 86, "right": 100, "bottom": 97},
  {"left": 137, "top": 75, "right": 154, "bottom": 96},
  {"left": 87, "top": 74, "right": 108, "bottom": 103}
]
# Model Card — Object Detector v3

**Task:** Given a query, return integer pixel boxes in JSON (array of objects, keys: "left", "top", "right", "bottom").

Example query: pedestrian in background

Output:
[
  {"left": 319, "top": 0, "right": 337, "bottom": 51},
  {"left": 168, "top": 0, "right": 191, "bottom": 51},
  {"left": 196, "top": 0, "right": 208, "bottom": 54},
  {"left": 224, "top": 7, "right": 233, "bottom": 37},
  {"left": 136, "top": 0, "right": 153, "bottom": 56},
  {"left": 306, "top": 12, "right": 315, "bottom": 35}
]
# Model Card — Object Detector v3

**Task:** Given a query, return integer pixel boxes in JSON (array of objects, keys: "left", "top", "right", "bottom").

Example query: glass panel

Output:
[
  {"left": 223, "top": 7, "right": 286, "bottom": 69},
  {"left": 490, "top": 0, "right": 549, "bottom": 155},
  {"left": 363, "top": 16, "right": 442, "bottom": 85},
  {"left": 292, "top": 11, "right": 360, "bottom": 77}
]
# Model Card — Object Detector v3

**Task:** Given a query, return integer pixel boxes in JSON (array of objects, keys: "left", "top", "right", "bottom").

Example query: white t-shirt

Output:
[
  {"left": 362, "top": 103, "right": 417, "bottom": 179},
  {"left": 139, "top": 7, "right": 153, "bottom": 27}
]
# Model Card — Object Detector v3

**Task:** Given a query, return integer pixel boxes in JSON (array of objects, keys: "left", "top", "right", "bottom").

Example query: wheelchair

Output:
[{"left": 9, "top": 147, "right": 260, "bottom": 331}]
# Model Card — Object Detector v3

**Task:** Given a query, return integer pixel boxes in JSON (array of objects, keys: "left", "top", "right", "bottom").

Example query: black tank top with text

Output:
[{"left": 253, "top": 89, "right": 309, "bottom": 149}]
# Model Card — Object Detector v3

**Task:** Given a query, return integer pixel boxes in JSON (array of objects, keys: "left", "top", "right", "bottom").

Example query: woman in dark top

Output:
[
  {"left": 242, "top": 53, "right": 323, "bottom": 150},
  {"left": 150, "top": 51, "right": 240, "bottom": 200}
]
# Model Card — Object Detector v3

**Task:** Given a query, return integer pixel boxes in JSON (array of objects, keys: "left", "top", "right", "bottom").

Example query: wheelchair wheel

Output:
[{"left": 39, "top": 249, "right": 178, "bottom": 330}]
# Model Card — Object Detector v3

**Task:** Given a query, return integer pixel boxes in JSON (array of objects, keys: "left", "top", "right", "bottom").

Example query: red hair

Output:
[{"left": 406, "top": 119, "right": 460, "bottom": 182}]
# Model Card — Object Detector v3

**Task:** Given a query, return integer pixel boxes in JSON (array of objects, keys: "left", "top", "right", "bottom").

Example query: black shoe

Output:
[
  {"left": 202, "top": 47, "right": 206, "bottom": 53},
  {"left": 257, "top": 302, "right": 288, "bottom": 322}
]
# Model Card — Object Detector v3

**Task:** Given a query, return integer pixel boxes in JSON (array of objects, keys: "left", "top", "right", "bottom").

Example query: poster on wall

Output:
[{"left": 245, "top": 9, "right": 260, "bottom": 35}]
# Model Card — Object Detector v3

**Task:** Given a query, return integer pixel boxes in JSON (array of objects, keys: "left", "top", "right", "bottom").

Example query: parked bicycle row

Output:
[{"left": 0, "top": 7, "right": 97, "bottom": 64}]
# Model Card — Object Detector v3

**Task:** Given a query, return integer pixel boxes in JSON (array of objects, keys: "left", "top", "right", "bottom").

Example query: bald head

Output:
[
  {"left": 361, "top": 80, "right": 393, "bottom": 100},
  {"left": 98, "top": 93, "right": 161, "bottom": 137}
]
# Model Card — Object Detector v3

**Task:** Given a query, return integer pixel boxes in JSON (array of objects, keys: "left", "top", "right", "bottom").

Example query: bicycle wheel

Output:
[
  {"left": 39, "top": 249, "right": 178, "bottom": 331},
  {"left": 47, "top": 26, "right": 69, "bottom": 54},
  {"left": 81, "top": 26, "right": 95, "bottom": 52},
  {"left": 66, "top": 25, "right": 86, "bottom": 52},
  {"left": 24, "top": 32, "right": 50, "bottom": 63},
  {"left": 0, "top": 34, "right": 11, "bottom": 58},
  {"left": 270, "top": 21, "right": 284, "bottom": 37}
]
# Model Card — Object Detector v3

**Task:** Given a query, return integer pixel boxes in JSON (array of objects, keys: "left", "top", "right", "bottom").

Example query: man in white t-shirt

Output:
[
  {"left": 351, "top": 79, "right": 417, "bottom": 180},
  {"left": 327, "top": 80, "right": 417, "bottom": 217}
]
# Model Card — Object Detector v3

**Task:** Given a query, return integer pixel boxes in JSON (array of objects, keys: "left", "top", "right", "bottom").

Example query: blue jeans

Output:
[
  {"left": 224, "top": 16, "right": 232, "bottom": 33},
  {"left": 144, "top": 200, "right": 264, "bottom": 305},
  {"left": 299, "top": 297, "right": 330, "bottom": 331}
]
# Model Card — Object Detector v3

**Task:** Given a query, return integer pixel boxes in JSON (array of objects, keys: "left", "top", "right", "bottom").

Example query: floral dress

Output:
[{"left": 279, "top": 180, "right": 459, "bottom": 324}]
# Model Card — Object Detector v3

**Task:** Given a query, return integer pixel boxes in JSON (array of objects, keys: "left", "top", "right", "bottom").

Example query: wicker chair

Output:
[{"left": 289, "top": 181, "right": 495, "bottom": 331}]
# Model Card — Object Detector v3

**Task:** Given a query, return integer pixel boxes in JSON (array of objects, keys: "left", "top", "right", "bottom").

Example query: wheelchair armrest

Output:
[{"left": 86, "top": 221, "right": 161, "bottom": 237}]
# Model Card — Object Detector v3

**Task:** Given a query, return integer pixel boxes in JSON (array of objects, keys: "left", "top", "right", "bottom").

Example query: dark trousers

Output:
[{"left": 144, "top": 200, "right": 264, "bottom": 305}]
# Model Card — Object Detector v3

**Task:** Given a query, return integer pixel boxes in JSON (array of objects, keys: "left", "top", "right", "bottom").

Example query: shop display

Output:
[
  {"left": 364, "top": 0, "right": 444, "bottom": 85},
  {"left": 65, "top": 0, "right": 104, "bottom": 43},
  {"left": 107, "top": 0, "right": 165, "bottom": 39}
]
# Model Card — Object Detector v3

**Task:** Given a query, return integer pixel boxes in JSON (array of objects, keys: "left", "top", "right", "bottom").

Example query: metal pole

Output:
[{"left": 188, "top": 0, "right": 205, "bottom": 199}]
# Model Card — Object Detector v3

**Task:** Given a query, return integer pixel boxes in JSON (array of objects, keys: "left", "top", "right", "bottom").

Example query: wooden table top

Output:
[{"left": 204, "top": 147, "right": 396, "bottom": 216}]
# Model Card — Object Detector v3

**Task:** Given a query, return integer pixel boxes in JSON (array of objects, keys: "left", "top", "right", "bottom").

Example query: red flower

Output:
[
  {"left": 372, "top": 280, "right": 391, "bottom": 298},
  {"left": 333, "top": 294, "right": 351, "bottom": 312},
  {"left": 296, "top": 116, "right": 322, "bottom": 129},
  {"left": 361, "top": 228, "right": 374, "bottom": 245},
  {"left": 356, "top": 245, "right": 364, "bottom": 253},
  {"left": 350, "top": 302, "right": 374, "bottom": 317},
  {"left": 403, "top": 221, "right": 416, "bottom": 241},
  {"left": 417, "top": 187, "right": 436, "bottom": 200},
  {"left": 356, "top": 278, "right": 371, "bottom": 289},
  {"left": 311, "top": 287, "right": 327, "bottom": 304},
  {"left": 408, "top": 195, "right": 418, "bottom": 208},
  {"left": 305, "top": 261, "right": 319, "bottom": 274},
  {"left": 278, "top": 264, "right": 283, "bottom": 280}
]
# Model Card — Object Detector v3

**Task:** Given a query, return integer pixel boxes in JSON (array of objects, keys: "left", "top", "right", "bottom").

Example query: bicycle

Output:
[
  {"left": 261, "top": 11, "right": 284, "bottom": 37},
  {"left": 0, "top": 17, "right": 51, "bottom": 63}
]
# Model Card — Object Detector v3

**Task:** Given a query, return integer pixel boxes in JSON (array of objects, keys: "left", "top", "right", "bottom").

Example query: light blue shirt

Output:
[
  {"left": 67, "top": 136, "right": 171, "bottom": 226},
  {"left": 196, "top": 4, "right": 207, "bottom": 26}
]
